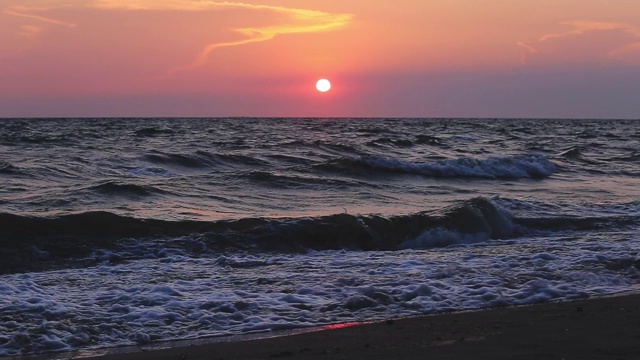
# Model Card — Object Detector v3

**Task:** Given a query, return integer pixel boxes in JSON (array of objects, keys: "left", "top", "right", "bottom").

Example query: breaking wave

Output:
[
  {"left": 2, "top": 197, "right": 635, "bottom": 275},
  {"left": 320, "top": 154, "right": 556, "bottom": 179}
]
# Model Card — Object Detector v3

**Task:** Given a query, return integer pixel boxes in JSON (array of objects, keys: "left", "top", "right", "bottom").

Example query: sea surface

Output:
[{"left": 0, "top": 118, "right": 639, "bottom": 356}]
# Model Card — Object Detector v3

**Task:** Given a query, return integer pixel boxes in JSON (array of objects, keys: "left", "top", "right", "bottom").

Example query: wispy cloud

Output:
[
  {"left": 518, "top": 21, "right": 640, "bottom": 65},
  {"left": 3, "top": 0, "right": 353, "bottom": 70},
  {"left": 3, "top": 4, "right": 77, "bottom": 28},
  {"left": 537, "top": 21, "right": 640, "bottom": 42},
  {"left": 186, "top": 7, "right": 352, "bottom": 70},
  {"left": 87, "top": 1, "right": 353, "bottom": 70},
  {"left": 18, "top": 25, "right": 45, "bottom": 39},
  {"left": 515, "top": 41, "right": 537, "bottom": 64}
]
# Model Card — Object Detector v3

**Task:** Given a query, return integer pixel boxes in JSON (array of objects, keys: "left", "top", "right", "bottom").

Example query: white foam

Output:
[
  {"left": 0, "top": 228, "right": 638, "bottom": 356},
  {"left": 357, "top": 154, "right": 556, "bottom": 179},
  {"left": 399, "top": 228, "right": 490, "bottom": 249}
]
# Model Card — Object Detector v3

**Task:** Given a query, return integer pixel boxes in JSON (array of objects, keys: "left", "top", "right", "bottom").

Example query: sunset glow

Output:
[{"left": 1, "top": 0, "right": 639, "bottom": 118}]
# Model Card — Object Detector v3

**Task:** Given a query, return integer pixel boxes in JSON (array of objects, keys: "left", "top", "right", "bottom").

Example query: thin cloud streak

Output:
[
  {"left": 18, "top": 25, "right": 44, "bottom": 39},
  {"left": 187, "top": 10, "right": 352, "bottom": 70},
  {"left": 518, "top": 21, "right": 640, "bottom": 64},
  {"left": 516, "top": 41, "right": 537, "bottom": 64},
  {"left": 3, "top": 5, "right": 77, "bottom": 28},
  {"left": 538, "top": 21, "right": 640, "bottom": 42}
]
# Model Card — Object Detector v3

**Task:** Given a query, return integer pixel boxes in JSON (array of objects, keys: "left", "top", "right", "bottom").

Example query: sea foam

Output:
[{"left": 1, "top": 228, "right": 638, "bottom": 356}]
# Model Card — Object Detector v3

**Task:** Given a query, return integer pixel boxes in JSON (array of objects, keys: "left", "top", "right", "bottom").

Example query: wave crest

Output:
[
  {"left": 88, "top": 181, "right": 166, "bottom": 197},
  {"left": 0, "top": 162, "right": 23, "bottom": 175},
  {"left": 321, "top": 154, "right": 555, "bottom": 179},
  {"left": 2, "top": 197, "right": 636, "bottom": 274}
]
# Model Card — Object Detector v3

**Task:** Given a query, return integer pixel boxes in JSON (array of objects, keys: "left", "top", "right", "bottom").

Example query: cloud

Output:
[
  {"left": 3, "top": 4, "right": 77, "bottom": 28},
  {"left": 18, "top": 25, "right": 45, "bottom": 39},
  {"left": 518, "top": 21, "right": 640, "bottom": 65},
  {"left": 2, "top": 0, "right": 353, "bottom": 70},
  {"left": 185, "top": 7, "right": 352, "bottom": 70},
  {"left": 610, "top": 42, "right": 640, "bottom": 58},
  {"left": 537, "top": 21, "right": 640, "bottom": 42}
]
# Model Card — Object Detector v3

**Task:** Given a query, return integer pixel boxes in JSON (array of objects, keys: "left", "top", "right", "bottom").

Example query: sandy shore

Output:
[{"left": 27, "top": 292, "right": 640, "bottom": 360}]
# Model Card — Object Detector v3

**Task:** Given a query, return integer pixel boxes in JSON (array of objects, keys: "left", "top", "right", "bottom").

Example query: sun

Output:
[{"left": 316, "top": 79, "right": 331, "bottom": 93}]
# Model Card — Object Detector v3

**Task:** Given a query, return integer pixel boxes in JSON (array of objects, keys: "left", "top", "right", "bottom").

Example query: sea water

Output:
[{"left": 0, "top": 118, "right": 638, "bottom": 355}]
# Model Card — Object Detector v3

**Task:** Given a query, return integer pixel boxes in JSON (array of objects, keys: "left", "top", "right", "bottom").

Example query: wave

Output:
[
  {"left": 366, "top": 137, "right": 414, "bottom": 148},
  {"left": 345, "top": 135, "right": 444, "bottom": 149},
  {"left": 241, "top": 170, "right": 356, "bottom": 188},
  {"left": 414, "top": 134, "right": 445, "bottom": 146},
  {"left": 206, "top": 152, "right": 270, "bottom": 167},
  {"left": 265, "top": 154, "right": 315, "bottom": 166},
  {"left": 16, "top": 134, "right": 72, "bottom": 144},
  {"left": 608, "top": 150, "right": 640, "bottom": 163},
  {"left": 319, "top": 154, "right": 556, "bottom": 179},
  {"left": 2, "top": 197, "right": 635, "bottom": 274},
  {"left": 143, "top": 151, "right": 210, "bottom": 168},
  {"left": 0, "top": 162, "right": 23, "bottom": 175},
  {"left": 557, "top": 146, "right": 583, "bottom": 158},
  {"left": 134, "top": 127, "right": 174, "bottom": 137},
  {"left": 88, "top": 181, "right": 166, "bottom": 197},
  {"left": 129, "top": 167, "right": 177, "bottom": 177},
  {"left": 143, "top": 150, "right": 269, "bottom": 169},
  {"left": 355, "top": 126, "right": 400, "bottom": 135},
  {"left": 314, "top": 142, "right": 361, "bottom": 155}
]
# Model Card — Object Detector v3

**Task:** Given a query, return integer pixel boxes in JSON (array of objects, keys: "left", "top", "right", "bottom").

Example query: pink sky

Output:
[{"left": 1, "top": 0, "right": 639, "bottom": 118}]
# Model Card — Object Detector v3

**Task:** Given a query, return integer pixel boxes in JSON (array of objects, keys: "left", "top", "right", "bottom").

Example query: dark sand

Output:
[{"left": 37, "top": 293, "right": 640, "bottom": 359}]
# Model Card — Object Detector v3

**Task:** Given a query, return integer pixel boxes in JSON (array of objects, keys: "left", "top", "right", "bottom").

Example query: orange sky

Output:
[{"left": 1, "top": 0, "right": 639, "bottom": 118}]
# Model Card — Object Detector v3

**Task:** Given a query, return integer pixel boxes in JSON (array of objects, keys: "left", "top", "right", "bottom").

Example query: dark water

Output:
[{"left": 1, "top": 118, "right": 639, "bottom": 355}]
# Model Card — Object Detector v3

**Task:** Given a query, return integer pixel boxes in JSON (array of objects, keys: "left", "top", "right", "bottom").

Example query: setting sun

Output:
[{"left": 316, "top": 79, "right": 331, "bottom": 93}]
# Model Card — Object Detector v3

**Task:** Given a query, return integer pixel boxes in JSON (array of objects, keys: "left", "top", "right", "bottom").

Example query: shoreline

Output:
[{"left": 15, "top": 291, "right": 640, "bottom": 360}]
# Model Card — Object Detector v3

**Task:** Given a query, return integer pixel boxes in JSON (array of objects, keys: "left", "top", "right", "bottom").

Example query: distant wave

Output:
[
  {"left": 16, "top": 134, "right": 71, "bottom": 144},
  {"left": 134, "top": 127, "right": 174, "bottom": 137},
  {"left": 129, "top": 167, "right": 177, "bottom": 177},
  {"left": 241, "top": 170, "right": 356, "bottom": 189},
  {"left": 557, "top": 146, "right": 583, "bottom": 158},
  {"left": 208, "top": 152, "right": 270, "bottom": 167},
  {"left": 88, "top": 181, "right": 166, "bottom": 197},
  {"left": 365, "top": 135, "right": 447, "bottom": 148},
  {"left": 142, "top": 150, "right": 269, "bottom": 169},
  {"left": 366, "top": 137, "right": 414, "bottom": 148},
  {"left": 143, "top": 151, "right": 210, "bottom": 168},
  {"left": 414, "top": 134, "right": 445, "bottom": 146},
  {"left": 319, "top": 154, "right": 556, "bottom": 179},
  {"left": 609, "top": 150, "right": 640, "bottom": 163},
  {"left": 0, "top": 162, "right": 23, "bottom": 175},
  {"left": 2, "top": 197, "right": 635, "bottom": 274}
]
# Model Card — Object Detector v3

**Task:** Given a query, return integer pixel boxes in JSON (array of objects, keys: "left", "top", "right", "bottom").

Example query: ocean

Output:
[{"left": 1, "top": 118, "right": 639, "bottom": 356}]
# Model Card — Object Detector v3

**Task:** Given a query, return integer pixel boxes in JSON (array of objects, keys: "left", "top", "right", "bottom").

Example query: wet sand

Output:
[{"left": 57, "top": 293, "right": 640, "bottom": 359}]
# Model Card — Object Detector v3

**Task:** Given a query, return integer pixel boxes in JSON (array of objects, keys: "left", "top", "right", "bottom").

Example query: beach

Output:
[{"left": 67, "top": 292, "right": 640, "bottom": 360}]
